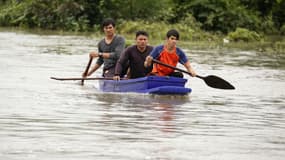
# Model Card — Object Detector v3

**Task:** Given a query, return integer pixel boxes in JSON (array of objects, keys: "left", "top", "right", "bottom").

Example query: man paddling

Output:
[
  {"left": 144, "top": 29, "right": 196, "bottom": 78},
  {"left": 113, "top": 30, "right": 153, "bottom": 80},
  {"left": 82, "top": 18, "right": 125, "bottom": 78}
]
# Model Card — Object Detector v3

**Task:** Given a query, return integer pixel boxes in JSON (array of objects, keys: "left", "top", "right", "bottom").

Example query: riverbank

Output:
[{"left": 1, "top": 26, "right": 284, "bottom": 54}]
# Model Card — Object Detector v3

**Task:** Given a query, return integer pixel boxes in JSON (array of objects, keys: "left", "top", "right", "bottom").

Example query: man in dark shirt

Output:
[
  {"left": 113, "top": 31, "right": 153, "bottom": 80},
  {"left": 82, "top": 18, "right": 125, "bottom": 78}
]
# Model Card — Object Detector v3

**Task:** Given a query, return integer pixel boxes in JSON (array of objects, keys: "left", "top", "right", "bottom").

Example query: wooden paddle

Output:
[
  {"left": 81, "top": 57, "right": 93, "bottom": 85},
  {"left": 50, "top": 77, "right": 120, "bottom": 81},
  {"left": 152, "top": 59, "right": 235, "bottom": 90}
]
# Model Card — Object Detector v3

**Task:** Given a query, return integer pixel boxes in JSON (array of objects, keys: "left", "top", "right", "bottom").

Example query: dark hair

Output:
[
  {"left": 166, "top": 29, "right": 179, "bottom": 40},
  {"left": 102, "top": 18, "right": 116, "bottom": 28},
  {"left": 135, "top": 30, "right": 149, "bottom": 38}
]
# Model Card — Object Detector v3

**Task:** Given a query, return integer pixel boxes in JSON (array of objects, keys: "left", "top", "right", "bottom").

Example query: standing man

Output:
[
  {"left": 144, "top": 29, "right": 196, "bottom": 78},
  {"left": 113, "top": 31, "right": 153, "bottom": 80},
  {"left": 83, "top": 18, "right": 125, "bottom": 78}
]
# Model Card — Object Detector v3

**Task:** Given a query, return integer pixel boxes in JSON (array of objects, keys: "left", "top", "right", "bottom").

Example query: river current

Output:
[{"left": 0, "top": 29, "right": 285, "bottom": 160}]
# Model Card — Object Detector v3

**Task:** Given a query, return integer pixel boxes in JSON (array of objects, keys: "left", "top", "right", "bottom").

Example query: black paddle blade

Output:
[{"left": 203, "top": 75, "right": 235, "bottom": 89}]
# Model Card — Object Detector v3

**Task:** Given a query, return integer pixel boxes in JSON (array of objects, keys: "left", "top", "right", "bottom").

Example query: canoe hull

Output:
[{"left": 99, "top": 76, "right": 192, "bottom": 95}]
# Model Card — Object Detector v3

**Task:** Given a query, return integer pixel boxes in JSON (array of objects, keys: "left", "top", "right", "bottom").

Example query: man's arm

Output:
[
  {"left": 87, "top": 63, "right": 101, "bottom": 76},
  {"left": 113, "top": 47, "right": 129, "bottom": 80},
  {"left": 144, "top": 56, "right": 153, "bottom": 67},
  {"left": 183, "top": 61, "right": 196, "bottom": 77}
]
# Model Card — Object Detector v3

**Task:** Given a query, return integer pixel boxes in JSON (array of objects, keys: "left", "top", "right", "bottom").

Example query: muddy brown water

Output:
[{"left": 0, "top": 29, "right": 285, "bottom": 160}]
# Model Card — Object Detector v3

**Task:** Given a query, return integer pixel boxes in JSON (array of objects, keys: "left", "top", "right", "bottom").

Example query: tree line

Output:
[{"left": 0, "top": 0, "right": 284, "bottom": 35}]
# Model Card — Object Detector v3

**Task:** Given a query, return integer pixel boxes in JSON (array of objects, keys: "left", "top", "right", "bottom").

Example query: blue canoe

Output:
[{"left": 98, "top": 76, "right": 192, "bottom": 95}]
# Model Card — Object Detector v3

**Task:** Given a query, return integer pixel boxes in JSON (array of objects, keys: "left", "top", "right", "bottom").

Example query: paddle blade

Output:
[{"left": 203, "top": 75, "right": 235, "bottom": 89}]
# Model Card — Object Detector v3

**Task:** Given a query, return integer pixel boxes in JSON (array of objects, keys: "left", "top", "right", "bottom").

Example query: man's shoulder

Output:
[
  {"left": 153, "top": 45, "right": 164, "bottom": 52},
  {"left": 115, "top": 35, "right": 125, "bottom": 41},
  {"left": 98, "top": 38, "right": 105, "bottom": 44},
  {"left": 126, "top": 45, "right": 137, "bottom": 50},
  {"left": 147, "top": 45, "right": 154, "bottom": 49},
  {"left": 147, "top": 45, "right": 154, "bottom": 51},
  {"left": 155, "top": 45, "right": 164, "bottom": 49},
  {"left": 176, "top": 47, "right": 185, "bottom": 54}
]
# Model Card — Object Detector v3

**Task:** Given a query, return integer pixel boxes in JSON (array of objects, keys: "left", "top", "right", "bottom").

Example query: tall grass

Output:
[{"left": 117, "top": 20, "right": 220, "bottom": 42}]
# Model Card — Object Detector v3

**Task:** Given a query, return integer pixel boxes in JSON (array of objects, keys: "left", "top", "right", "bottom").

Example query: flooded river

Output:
[{"left": 0, "top": 29, "right": 285, "bottom": 160}]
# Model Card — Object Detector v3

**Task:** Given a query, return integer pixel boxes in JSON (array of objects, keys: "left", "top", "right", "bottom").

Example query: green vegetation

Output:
[
  {"left": 1, "top": 0, "right": 285, "bottom": 53},
  {"left": 227, "top": 28, "right": 261, "bottom": 42}
]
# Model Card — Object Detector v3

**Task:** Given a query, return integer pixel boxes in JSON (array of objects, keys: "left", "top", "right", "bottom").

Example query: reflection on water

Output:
[
  {"left": 86, "top": 92, "right": 191, "bottom": 134},
  {"left": 0, "top": 29, "right": 285, "bottom": 160}
]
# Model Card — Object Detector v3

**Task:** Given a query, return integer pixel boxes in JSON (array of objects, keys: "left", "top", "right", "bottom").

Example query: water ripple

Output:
[{"left": 1, "top": 30, "right": 285, "bottom": 160}]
